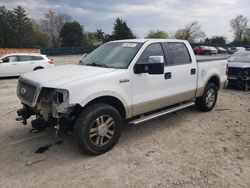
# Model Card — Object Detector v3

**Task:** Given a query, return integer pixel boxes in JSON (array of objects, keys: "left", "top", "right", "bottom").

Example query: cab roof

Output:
[
  {"left": 1, "top": 53, "right": 43, "bottom": 56},
  {"left": 109, "top": 39, "right": 188, "bottom": 43}
]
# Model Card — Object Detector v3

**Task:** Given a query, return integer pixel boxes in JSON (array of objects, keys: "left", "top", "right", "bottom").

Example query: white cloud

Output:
[{"left": 1, "top": 0, "right": 250, "bottom": 42}]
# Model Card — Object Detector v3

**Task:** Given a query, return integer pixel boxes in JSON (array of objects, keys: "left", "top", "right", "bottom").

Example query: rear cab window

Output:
[{"left": 166, "top": 42, "right": 191, "bottom": 65}]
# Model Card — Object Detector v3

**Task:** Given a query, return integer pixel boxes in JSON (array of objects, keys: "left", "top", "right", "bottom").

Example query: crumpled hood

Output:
[
  {"left": 228, "top": 62, "right": 250, "bottom": 68},
  {"left": 20, "top": 64, "right": 116, "bottom": 87}
]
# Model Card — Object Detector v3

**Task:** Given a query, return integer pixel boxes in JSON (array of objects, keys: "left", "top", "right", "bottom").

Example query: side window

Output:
[
  {"left": 137, "top": 43, "right": 165, "bottom": 64},
  {"left": 168, "top": 42, "right": 191, "bottom": 65},
  {"left": 17, "top": 56, "right": 33, "bottom": 62},
  {"left": 1, "top": 56, "right": 17, "bottom": 63},
  {"left": 34, "top": 56, "right": 44, "bottom": 60}
]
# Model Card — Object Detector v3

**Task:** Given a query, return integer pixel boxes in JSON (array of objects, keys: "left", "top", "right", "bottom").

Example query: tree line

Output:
[{"left": 0, "top": 6, "right": 249, "bottom": 49}]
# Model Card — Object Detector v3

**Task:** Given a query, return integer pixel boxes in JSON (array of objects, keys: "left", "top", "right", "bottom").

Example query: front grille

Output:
[
  {"left": 18, "top": 80, "right": 37, "bottom": 105},
  {"left": 228, "top": 67, "right": 241, "bottom": 76}
]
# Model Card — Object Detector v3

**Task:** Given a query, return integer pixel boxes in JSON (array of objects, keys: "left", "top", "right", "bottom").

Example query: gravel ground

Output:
[{"left": 0, "top": 77, "right": 249, "bottom": 188}]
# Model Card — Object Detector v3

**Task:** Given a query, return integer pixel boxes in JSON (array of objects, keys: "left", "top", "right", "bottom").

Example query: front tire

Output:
[
  {"left": 196, "top": 83, "right": 218, "bottom": 112},
  {"left": 74, "top": 103, "right": 123, "bottom": 155}
]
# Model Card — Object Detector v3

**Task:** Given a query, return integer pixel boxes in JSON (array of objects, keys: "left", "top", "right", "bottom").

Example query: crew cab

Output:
[{"left": 16, "top": 39, "right": 228, "bottom": 155}]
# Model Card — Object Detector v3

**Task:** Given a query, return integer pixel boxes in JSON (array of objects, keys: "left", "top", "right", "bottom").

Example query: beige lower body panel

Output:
[
  {"left": 196, "top": 80, "right": 227, "bottom": 98},
  {"left": 131, "top": 90, "right": 196, "bottom": 117}
]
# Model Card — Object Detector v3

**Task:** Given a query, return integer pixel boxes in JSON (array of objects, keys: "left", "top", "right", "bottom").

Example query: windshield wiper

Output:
[{"left": 86, "top": 62, "right": 108, "bottom": 68}]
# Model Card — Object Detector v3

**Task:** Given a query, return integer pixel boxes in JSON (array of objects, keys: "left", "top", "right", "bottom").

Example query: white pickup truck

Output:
[{"left": 16, "top": 39, "right": 228, "bottom": 155}]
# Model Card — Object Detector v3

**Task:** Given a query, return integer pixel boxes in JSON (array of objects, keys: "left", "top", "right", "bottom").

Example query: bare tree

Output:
[
  {"left": 175, "top": 21, "right": 205, "bottom": 43},
  {"left": 230, "top": 15, "right": 248, "bottom": 42},
  {"left": 40, "top": 10, "right": 72, "bottom": 47}
]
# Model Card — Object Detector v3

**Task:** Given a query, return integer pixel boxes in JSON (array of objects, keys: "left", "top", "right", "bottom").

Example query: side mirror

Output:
[
  {"left": 79, "top": 60, "right": 83, "bottom": 64},
  {"left": 148, "top": 56, "right": 164, "bottom": 64},
  {"left": 134, "top": 56, "right": 164, "bottom": 75}
]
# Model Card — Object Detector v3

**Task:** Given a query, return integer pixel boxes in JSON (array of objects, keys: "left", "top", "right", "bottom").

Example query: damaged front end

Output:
[
  {"left": 16, "top": 79, "right": 77, "bottom": 132},
  {"left": 37, "top": 88, "right": 70, "bottom": 120},
  {"left": 227, "top": 67, "right": 250, "bottom": 91}
]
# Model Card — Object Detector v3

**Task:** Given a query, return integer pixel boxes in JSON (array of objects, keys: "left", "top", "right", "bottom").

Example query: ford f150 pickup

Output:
[{"left": 16, "top": 39, "right": 228, "bottom": 155}]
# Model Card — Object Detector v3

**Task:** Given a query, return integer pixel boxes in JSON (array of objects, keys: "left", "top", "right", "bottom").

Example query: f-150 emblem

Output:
[{"left": 20, "top": 87, "right": 27, "bottom": 95}]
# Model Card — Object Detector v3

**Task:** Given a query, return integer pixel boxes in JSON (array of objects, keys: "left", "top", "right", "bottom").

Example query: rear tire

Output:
[
  {"left": 196, "top": 83, "right": 218, "bottom": 112},
  {"left": 74, "top": 103, "right": 123, "bottom": 155}
]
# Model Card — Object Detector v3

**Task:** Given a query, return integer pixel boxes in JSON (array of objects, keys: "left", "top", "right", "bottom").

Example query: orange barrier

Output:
[{"left": 0, "top": 48, "right": 41, "bottom": 55}]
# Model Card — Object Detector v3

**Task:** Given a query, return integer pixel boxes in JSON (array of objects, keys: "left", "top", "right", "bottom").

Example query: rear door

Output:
[
  {"left": 164, "top": 42, "right": 197, "bottom": 101},
  {"left": 0, "top": 56, "right": 19, "bottom": 76},
  {"left": 17, "top": 55, "right": 37, "bottom": 74}
]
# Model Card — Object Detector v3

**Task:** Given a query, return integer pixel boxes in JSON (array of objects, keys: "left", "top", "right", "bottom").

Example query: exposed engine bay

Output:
[{"left": 16, "top": 85, "right": 77, "bottom": 133}]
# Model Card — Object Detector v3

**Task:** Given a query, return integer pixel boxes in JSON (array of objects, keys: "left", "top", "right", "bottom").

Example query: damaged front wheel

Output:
[{"left": 74, "top": 103, "right": 123, "bottom": 155}]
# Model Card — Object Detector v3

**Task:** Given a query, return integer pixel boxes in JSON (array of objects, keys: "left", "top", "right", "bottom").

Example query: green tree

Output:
[
  {"left": 145, "top": 30, "right": 169, "bottom": 39},
  {"left": 94, "top": 29, "right": 105, "bottom": 42},
  {"left": 206, "top": 36, "right": 226, "bottom": 45},
  {"left": 112, "top": 18, "right": 135, "bottom": 40},
  {"left": 60, "top": 21, "right": 85, "bottom": 47},
  {"left": 0, "top": 6, "right": 70, "bottom": 48},
  {"left": 0, "top": 6, "right": 15, "bottom": 47},
  {"left": 12, "top": 6, "right": 34, "bottom": 47},
  {"left": 243, "top": 28, "right": 250, "bottom": 43},
  {"left": 0, "top": 6, "right": 35, "bottom": 48}
]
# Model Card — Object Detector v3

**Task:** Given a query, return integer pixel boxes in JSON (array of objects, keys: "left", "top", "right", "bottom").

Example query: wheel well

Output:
[
  {"left": 33, "top": 66, "right": 44, "bottom": 71},
  {"left": 85, "top": 96, "right": 126, "bottom": 118},
  {"left": 207, "top": 76, "right": 220, "bottom": 88}
]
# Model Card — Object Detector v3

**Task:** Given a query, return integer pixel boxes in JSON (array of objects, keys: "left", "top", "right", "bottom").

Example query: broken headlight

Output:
[{"left": 52, "top": 89, "right": 70, "bottom": 117}]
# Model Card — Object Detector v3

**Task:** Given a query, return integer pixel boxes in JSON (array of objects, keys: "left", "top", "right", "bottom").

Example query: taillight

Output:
[
  {"left": 226, "top": 64, "right": 228, "bottom": 75},
  {"left": 48, "top": 60, "right": 54, "bottom": 64}
]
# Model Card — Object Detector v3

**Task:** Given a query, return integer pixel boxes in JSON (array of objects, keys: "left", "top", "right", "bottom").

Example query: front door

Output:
[
  {"left": 0, "top": 56, "right": 19, "bottom": 76},
  {"left": 131, "top": 43, "right": 173, "bottom": 116},
  {"left": 17, "top": 55, "right": 36, "bottom": 74}
]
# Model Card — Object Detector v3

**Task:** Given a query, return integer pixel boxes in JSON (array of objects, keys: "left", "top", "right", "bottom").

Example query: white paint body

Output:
[
  {"left": 0, "top": 53, "right": 54, "bottom": 77},
  {"left": 18, "top": 39, "right": 228, "bottom": 119}
]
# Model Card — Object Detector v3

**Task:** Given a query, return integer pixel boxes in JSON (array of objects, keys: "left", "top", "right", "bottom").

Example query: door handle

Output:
[
  {"left": 191, "top": 68, "right": 196, "bottom": 75},
  {"left": 164, "top": 72, "right": 171, "bottom": 79},
  {"left": 12, "top": 63, "right": 18, "bottom": 65},
  {"left": 30, "top": 62, "right": 35, "bottom": 64}
]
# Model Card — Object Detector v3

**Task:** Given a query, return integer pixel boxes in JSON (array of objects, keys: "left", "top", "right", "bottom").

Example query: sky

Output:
[{"left": 1, "top": 0, "right": 250, "bottom": 42}]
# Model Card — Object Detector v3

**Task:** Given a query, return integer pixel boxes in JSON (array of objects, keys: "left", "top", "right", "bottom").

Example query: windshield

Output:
[
  {"left": 80, "top": 42, "right": 143, "bottom": 69},
  {"left": 228, "top": 52, "right": 250, "bottom": 63}
]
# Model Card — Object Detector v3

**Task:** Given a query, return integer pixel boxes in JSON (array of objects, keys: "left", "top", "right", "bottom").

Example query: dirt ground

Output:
[{"left": 0, "top": 78, "right": 249, "bottom": 188}]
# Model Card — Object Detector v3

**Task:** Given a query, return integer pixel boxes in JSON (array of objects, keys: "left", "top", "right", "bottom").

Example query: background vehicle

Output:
[
  {"left": 16, "top": 39, "right": 228, "bottom": 155},
  {"left": 227, "top": 51, "right": 250, "bottom": 91},
  {"left": 209, "top": 47, "right": 218, "bottom": 54},
  {"left": 193, "top": 46, "right": 212, "bottom": 55},
  {"left": 216, "top": 47, "right": 227, "bottom": 54},
  {"left": 0, "top": 53, "right": 54, "bottom": 77},
  {"left": 227, "top": 47, "right": 246, "bottom": 54},
  {"left": 227, "top": 47, "right": 237, "bottom": 54}
]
